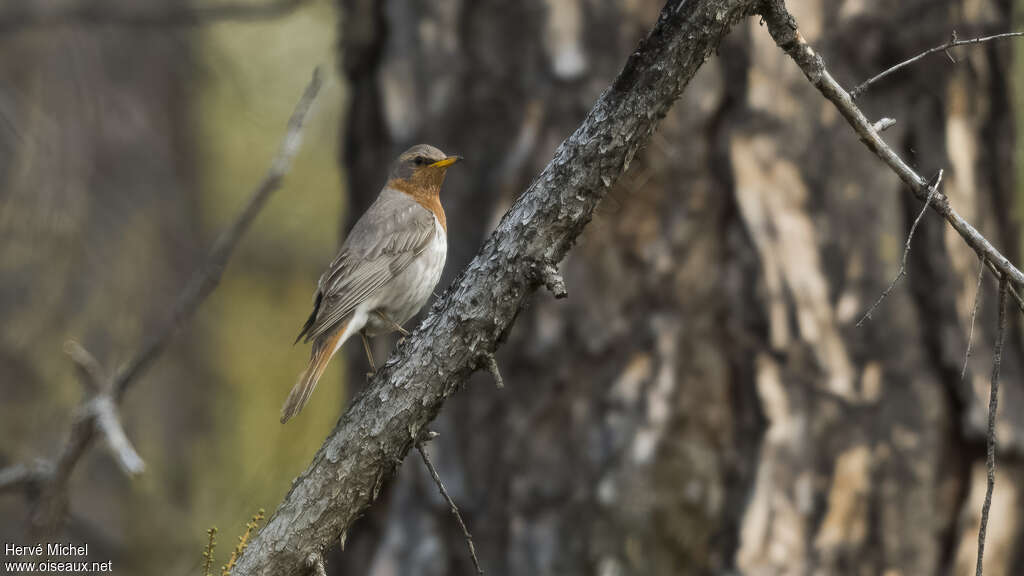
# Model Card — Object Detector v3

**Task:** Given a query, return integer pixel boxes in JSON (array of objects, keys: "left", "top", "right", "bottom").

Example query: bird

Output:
[{"left": 281, "top": 144, "right": 461, "bottom": 423}]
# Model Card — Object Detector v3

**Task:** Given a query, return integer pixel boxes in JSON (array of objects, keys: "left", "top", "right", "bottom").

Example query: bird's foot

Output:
[{"left": 375, "top": 311, "right": 410, "bottom": 337}]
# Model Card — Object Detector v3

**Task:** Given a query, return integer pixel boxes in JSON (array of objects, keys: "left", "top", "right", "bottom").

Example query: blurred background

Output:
[{"left": 1, "top": 0, "right": 1023, "bottom": 574}]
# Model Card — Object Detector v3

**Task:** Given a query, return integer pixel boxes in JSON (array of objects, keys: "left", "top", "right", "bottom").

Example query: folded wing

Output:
[{"left": 295, "top": 188, "right": 437, "bottom": 343}]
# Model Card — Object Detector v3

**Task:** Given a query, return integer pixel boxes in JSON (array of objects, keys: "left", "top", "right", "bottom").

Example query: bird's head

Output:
[{"left": 387, "top": 144, "right": 462, "bottom": 192}]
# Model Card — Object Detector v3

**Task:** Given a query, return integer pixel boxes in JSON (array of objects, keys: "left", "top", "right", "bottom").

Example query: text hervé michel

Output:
[
  {"left": 7, "top": 543, "right": 89, "bottom": 557},
  {"left": 4, "top": 542, "right": 113, "bottom": 573}
]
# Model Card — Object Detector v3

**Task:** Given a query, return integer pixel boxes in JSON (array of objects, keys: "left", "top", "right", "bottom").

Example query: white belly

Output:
[{"left": 363, "top": 217, "right": 447, "bottom": 337}]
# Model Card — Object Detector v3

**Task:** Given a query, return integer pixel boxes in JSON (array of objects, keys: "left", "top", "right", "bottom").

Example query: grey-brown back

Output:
[{"left": 295, "top": 187, "right": 436, "bottom": 343}]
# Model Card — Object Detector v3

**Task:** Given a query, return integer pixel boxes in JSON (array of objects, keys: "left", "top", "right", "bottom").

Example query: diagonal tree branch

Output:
[
  {"left": 0, "top": 0, "right": 313, "bottom": 33},
  {"left": 231, "top": 0, "right": 762, "bottom": 573},
  {"left": 110, "top": 67, "right": 321, "bottom": 404},
  {"left": 0, "top": 68, "right": 323, "bottom": 537},
  {"left": 759, "top": 0, "right": 1024, "bottom": 291}
]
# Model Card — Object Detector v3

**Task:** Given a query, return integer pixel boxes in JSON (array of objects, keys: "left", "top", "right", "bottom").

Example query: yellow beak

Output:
[{"left": 429, "top": 155, "right": 462, "bottom": 168}]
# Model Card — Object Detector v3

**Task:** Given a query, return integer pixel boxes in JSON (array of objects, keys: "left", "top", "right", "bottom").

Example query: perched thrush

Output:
[{"left": 281, "top": 144, "right": 460, "bottom": 423}]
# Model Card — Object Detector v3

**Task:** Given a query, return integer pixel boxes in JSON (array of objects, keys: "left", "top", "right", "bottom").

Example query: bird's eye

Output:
[{"left": 414, "top": 156, "right": 428, "bottom": 166}]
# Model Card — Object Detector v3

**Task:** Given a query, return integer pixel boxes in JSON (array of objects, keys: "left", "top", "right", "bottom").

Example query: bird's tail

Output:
[{"left": 280, "top": 320, "right": 348, "bottom": 423}]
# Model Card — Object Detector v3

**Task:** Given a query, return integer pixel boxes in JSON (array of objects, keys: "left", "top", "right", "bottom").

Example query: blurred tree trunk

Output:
[{"left": 335, "top": 0, "right": 1023, "bottom": 574}]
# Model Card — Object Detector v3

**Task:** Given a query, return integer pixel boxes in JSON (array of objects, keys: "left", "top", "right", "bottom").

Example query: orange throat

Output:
[{"left": 388, "top": 177, "right": 447, "bottom": 233}]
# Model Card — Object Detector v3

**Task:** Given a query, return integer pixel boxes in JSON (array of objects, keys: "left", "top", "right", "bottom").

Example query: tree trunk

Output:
[{"left": 335, "top": 0, "right": 1023, "bottom": 574}]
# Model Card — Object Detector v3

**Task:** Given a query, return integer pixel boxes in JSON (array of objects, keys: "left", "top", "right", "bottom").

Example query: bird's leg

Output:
[
  {"left": 375, "top": 311, "right": 411, "bottom": 340},
  {"left": 360, "top": 330, "right": 377, "bottom": 379}
]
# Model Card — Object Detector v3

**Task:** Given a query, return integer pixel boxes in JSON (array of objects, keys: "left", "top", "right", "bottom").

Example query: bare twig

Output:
[
  {"left": 850, "top": 30, "right": 1024, "bottom": 99},
  {"left": 537, "top": 262, "right": 568, "bottom": 299},
  {"left": 760, "top": 2, "right": 1024, "bottom": 293},
  {"left": 63, "top": 340, "right": 145, "bottom": 476},
  {"left": 962, "top": 257, "right": 986, "bottom": 381},
  {"left": 63, "top": 340, "right": 109, "bottom": 393},
  {"left": 0, "top": 0, "right": 313, "bottom": 33},
  {"left": 482, "top": 353, "right": 504, "bottom": 389},
  {"left": 977, "top": 278, "right": 1009, "bottom": 576},
  {"left": 0, "top": 462, "right": 52, "bottom": 496},
  {"left": 857, "top": 170, "right": 943, "bottom": 326},
  {"left": 417, "top": 443, "right": 484, "bottom": 576},
  {"left": 872, "top": 117, "right": 896, "bottom": 132},
  {"left": 111, "top": 67, "right": 321, "bottom": 403},
  {"left": 91, "top": 396, "right": 145, "bottom": 475},
  {"left": 0, "top": 68, "right": 323, "bottom": 536}
]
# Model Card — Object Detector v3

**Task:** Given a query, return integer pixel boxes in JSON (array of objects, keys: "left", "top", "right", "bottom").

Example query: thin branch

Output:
[
  {"left": 0, "top": 0, "right": 313, "bottom": 33},
  {"left": 850, "top": 30, "right": 1024, "bottom": 99},
  {"left": 62, "top": 341, "right": 144, "bottom": 475},
  {"left": 537, "top": 261, "right": 568, "bottom": 299},
  {"left": 482, "top": 353, "right": 504, "bottom": 389},
  {"left": 0, "top": 462, "right": 52, "bottom": 496},
  {"left": 0, "top": 68, "right": 323, "bottom": 536},
  {"left": 759, "top": 2, "right": 1024, "bottom": 293},
  {"left": 857, "top": 170, "right": 943, "bottom": 326},
  {"left": 417, "top": 443, "right": 484, "bottom": 576},
  {"left": 977, "top": 278, "right": 1009, "bottom": 576},
  {"left": 111, "top": 66, "right": 322, "bottom": 403},
  {"left": 91, "top": 396, "right": 145, "bottom": 476},
  {"left": 872, "top": 117, "right": 896, "bottom": 132},
  {"left": 30, "top": 412, "right": 97, "bottom": 534},
  {"left": 63, "top": 340, "right": 110, "bottom": 394},
  {"left": 962, "top": 257, "right": 986, "bottom": 381}
]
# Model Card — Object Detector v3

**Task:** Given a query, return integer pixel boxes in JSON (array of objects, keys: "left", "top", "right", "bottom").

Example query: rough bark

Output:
[{"left": 231, "top": 0, "right": 761, "bottom": 573}]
